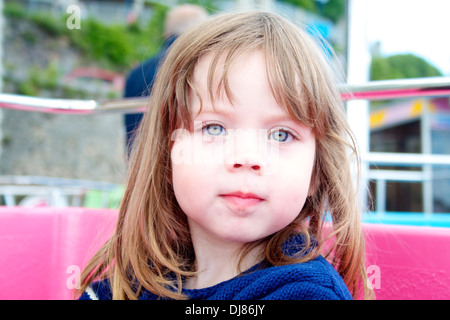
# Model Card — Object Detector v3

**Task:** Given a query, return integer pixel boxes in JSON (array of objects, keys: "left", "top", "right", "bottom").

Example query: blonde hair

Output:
[{"left": 78, "top": 11, "right": 373, "bottom": 300}]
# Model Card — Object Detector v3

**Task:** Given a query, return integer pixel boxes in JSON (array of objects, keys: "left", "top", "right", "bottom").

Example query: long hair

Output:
[{"left": 78, "top": 11, "right": 374, "bottom": 300}]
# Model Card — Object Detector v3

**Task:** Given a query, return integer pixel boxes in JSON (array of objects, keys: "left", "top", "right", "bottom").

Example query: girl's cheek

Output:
[
  {"left": 171, "top": 132, "right": 194, "bottom": 167},
  {"left": 170, "top": 131, "right": 225, "bottom": 167}
]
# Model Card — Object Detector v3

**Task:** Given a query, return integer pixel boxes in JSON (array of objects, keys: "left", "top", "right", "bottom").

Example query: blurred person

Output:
[{"left": 123, "top": 4, "right": 208, "bottom": 155}]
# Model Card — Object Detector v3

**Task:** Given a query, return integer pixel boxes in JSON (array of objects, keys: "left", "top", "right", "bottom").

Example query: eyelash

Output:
[
  {"left": 269, "top": 127, "right": 299, "bottom": 143},
  {"left": 201, "top": 122, "right": 299, "bottom": 142},
  {"left": 201, "top": 121, "right": 227, "bottom": 136}
]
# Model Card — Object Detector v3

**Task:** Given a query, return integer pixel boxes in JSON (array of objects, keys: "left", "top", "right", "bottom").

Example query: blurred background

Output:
[{"left": 0, "top": 0, "right": 449, "bottom": 223}]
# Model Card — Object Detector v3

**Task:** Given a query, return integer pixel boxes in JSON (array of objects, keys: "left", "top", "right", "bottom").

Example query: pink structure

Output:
[
  {"left": 64, "top": 67, "right": 125, "bottom": 91},
  {"left": 0, "top": 206, "right": 449, "bottom": 300},
  {"left": 363, "top": 223, "right": 450, "bottom": 299},
  {"left": 0, "top": 207, "right": 117, "bottom": 300}
]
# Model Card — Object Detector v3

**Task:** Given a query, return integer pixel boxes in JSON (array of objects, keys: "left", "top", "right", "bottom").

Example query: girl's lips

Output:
[
  {"left": 219, "top": 192, "right": 264, "bottom": 211},
  {"left": 220, "top": 191, "right": 263, "bottom": 200}
]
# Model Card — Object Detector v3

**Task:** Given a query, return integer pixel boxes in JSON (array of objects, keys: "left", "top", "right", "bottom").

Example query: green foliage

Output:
[
  {"left": 279, "top": 0, "right": 346, "bottom": 23},
  {"left": 177, "top": 0, "right": 219, "bottom": 13},
  {"left": 370, "top": 54, "right": 443, "bottom": 81},
  {"left": 17, "top": 61, "right": 61, "bottom": 96},
  {"left": 68, "top": 19, "right": 133, "bottom": 68},
  {"left": 66, "top": 4, "right": 170, "bottom": 70},
  {"left": 29, "top": 12, "right": 66, "bottom": 36},
  {"left": 3, "top": 2, "right": 27, "bottom": 19},
  {"left": 285, "top": 0, "right": 316, "bottom": 11},
  {"left": 321, "top": 0, "right": 346, "bottom": 23},
  {"left": 4, "top": 2, "right": 171, "bottom": 71}
]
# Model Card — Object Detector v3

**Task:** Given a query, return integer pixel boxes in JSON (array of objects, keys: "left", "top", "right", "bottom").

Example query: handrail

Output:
[
  {"left": 364, "top": 152, "right": 450, "bottom": 167},
  {"left": 1, "top": 77, "right": 449, "bottom": 114},
  {"left": 0, "top": 175, "right": 119, "bottom": 191},
  {"left": 340, "top": 76, "right": 450, "bottom": 101},
  {"left": 0, "top": 176, "right": 121, "bottom": 207},
  {"left": 0, "top": 93, "right": 148, "bottom": 114}
]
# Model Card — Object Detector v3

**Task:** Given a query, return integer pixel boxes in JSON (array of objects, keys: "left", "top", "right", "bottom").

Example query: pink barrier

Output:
[
  {"left": 0, "top": 206, "right": 449, "bottom": 300},
  {"left": 363, "top": 223, "right": 450, "bottom": 299},
  {"left": 0, "top": 207, "right": 117, "bottom": 300}
]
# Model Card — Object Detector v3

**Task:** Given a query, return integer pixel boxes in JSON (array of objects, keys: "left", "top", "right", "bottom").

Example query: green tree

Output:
[
  {"left": 370, "top": 54, "right": 443, "bottom": 81},
  {"left": 321, "top": 0, "right": 346, "bottom": 23},
  {"left": 279, "top": 0, "right": 346, "bottom": 23}
]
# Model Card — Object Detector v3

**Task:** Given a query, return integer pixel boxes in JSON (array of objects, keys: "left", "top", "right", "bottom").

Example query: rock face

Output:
[
  {"left": 1, "top": 109, "right": 127, "bottom": 183},
  {"left": 1, "top": 17, "right": 128, "bottom": 184}
]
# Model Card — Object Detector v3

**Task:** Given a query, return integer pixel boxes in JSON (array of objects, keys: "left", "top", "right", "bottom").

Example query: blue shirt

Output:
[{"left": 79, "top": 236, "right": 352, "bottom": 300}]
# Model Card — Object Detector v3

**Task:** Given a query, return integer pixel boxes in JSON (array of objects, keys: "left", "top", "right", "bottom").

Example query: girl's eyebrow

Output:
[
  {"left": 193, "top": 110, "right": 308, "bottom": 133},
  {"left": 194, "top": 107, "right": 305, "bottom": 126},
  {"left": 266, "top": 114, "right": 300, "bottom": 125},
  {"left": 192, "top": 108, "right": 232, "bottom": 120},
  {"left": 268, "top": 117, "right": 311, "bottom": 135}
]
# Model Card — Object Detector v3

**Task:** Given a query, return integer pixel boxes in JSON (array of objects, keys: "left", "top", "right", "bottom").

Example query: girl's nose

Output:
[
  {"left": 232, "top": 162, "right": 261, "bottom": 171},
  {"left": 225, "top": 129, "right": 265, "bottom": 173}
]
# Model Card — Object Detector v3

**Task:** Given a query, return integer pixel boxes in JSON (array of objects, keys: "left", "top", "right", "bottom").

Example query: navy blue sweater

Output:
[{"left": 79, "top": 238, "right": 352, "bottom": 300}]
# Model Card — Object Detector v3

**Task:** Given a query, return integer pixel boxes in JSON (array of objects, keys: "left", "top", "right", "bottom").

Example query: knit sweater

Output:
[{"left": 79, "top": 237, "right": 352, "bottom": 300}]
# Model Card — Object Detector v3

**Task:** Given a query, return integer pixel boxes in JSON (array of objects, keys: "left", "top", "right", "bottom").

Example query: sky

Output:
[{"left": 366, "top": 0, "right": 450, "bottom": 76}]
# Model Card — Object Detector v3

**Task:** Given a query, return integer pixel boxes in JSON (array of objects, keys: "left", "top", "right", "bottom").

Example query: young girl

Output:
[{"left": 78, "top": 11, "right": 373, "bottom": 300}]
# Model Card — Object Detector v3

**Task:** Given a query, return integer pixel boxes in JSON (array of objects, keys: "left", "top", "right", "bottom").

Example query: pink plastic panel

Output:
[
  {"left": 0, "top": 207, "right": 117, "bottom": 300},
  {"left": 0, "top": 206, "right": 449, "bottom": 300},
  {"left": 363, "top": 223, "right": 450, "bottom": 300}
]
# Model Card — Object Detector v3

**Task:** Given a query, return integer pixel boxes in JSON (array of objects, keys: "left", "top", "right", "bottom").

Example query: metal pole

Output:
[
  {"left": 346, "top": 0, "right": 371, "bottom": 211},
  {"left": 421, "top": 99, "right": 433, "bottom": 213},
  {"left": 0, "top": 0, "right": 4, "bottom": 161}
]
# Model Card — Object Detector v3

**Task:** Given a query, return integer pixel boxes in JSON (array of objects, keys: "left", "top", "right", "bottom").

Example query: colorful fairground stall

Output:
[{"left": 369, "top": 97, "right": 450, "bottom": 215}]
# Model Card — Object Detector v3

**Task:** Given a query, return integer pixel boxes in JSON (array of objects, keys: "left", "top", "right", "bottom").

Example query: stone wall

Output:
[{"left": 1, "top": 17, "right": 127, "bottom": 184}]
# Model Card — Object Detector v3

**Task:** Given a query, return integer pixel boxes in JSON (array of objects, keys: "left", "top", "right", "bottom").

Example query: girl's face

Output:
[{"left": 171, "top": 50, "right": 316, "bottom": 246}]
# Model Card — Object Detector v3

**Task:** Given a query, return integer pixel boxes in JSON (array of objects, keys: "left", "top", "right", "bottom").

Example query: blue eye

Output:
[
  {"left": 203, "top": 123, "right": 226, "bottom": 136},
  {"left": 269, "top": 129, "right": 292, "bottom": 142}
]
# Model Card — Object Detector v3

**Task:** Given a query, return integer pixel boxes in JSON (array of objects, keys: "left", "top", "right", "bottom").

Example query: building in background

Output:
[{"left": 369, "top": 97, "right": 450, "bottom": 213}]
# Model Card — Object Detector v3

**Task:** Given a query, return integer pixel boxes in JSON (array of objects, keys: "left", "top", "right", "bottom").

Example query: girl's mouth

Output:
[{"left": 219, "top": 192, "right": 264, "bottom": 211}]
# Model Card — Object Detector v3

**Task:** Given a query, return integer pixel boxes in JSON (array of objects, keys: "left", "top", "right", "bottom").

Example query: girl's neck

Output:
[{"left": 184, "top": 231, "right": 264, "bottom": 290}]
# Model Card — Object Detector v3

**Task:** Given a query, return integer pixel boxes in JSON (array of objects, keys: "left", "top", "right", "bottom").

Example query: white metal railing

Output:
[
  {"left": 0, "top": 77, "right": 449, "bottom": 114},
  {"left": 341, "top": 76, "right": 450, "bottom": 101},
  {"left": 0, "top": 93, "right": 148, "bottom": 114},
  {"left": 0, "top": 175, "right": 119, "bottom": 207},
  {"left": 1, "top": 76, "right": 450, "bottom": 209}
]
